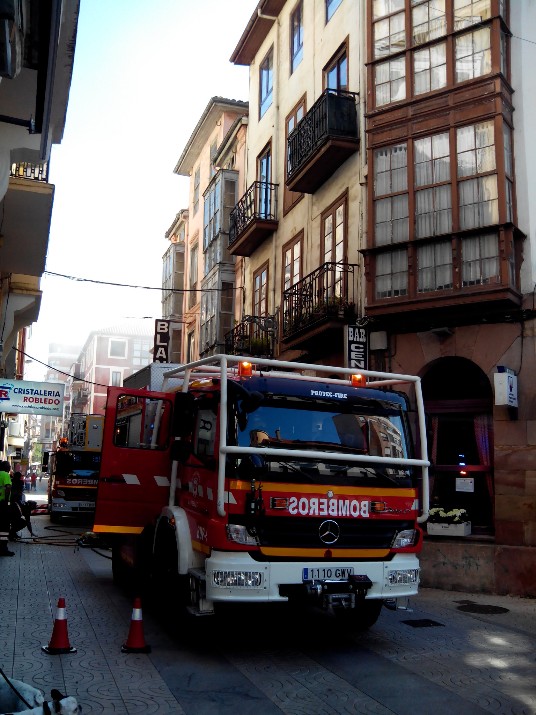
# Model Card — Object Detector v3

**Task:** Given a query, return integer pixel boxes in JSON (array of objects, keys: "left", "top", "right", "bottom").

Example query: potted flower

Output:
[{"left": 426, "top": 507, "right": 471, "bottom": 536}]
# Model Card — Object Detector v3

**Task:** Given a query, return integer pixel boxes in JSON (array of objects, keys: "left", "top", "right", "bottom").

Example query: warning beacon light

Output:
[
  {"left": 458, "top": 453, "right": 467, "bottom": 475},
  {"left": 238, "top": 361, "right": 253, "bottom": 377},
  {"left": 351, "top": 373, "right": 367, "bottom": 387}
]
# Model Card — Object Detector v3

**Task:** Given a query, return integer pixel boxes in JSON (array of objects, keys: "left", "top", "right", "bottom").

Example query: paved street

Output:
[{"left": 1, "top": 506, "right": 535, "bottom": 714}]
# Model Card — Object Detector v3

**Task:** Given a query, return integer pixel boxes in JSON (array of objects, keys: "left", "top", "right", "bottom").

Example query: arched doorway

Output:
[{"left": 422, "top": 357, "right": 494, "bottom": 534}]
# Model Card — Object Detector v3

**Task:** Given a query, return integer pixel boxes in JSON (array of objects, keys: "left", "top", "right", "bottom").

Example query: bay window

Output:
[
  {"left": 375, "top": 250, "right": 408, "bottom": 299},
  {"left": 374, "top": 143, "right": 408, "bottom": 245},
  {"left": 418, "top": 242, "right": 453, "bottom": 292},
  {"left": 414, "top": 42, "right": 446, "bottom": 95},
  {"left": 461, "top": 234, "right": 499, "bottom": 286}
]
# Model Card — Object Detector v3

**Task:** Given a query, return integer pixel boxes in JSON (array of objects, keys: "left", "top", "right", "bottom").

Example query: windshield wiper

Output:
[
  {"left": 268, "top": 459, "right": 319, "bottom": 483},
  {"left": 357, "top": 467, "right": 407, "bottom": 486}
]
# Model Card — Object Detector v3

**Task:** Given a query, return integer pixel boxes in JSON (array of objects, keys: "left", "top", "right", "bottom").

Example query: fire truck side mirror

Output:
[{"left": 172, "top": 392, "right": 196, "bottom": 437}]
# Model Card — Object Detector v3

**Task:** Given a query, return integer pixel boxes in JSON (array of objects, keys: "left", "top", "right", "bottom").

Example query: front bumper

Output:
[{"left": 204, "top": 551, "right": 420, "bottom": 603}]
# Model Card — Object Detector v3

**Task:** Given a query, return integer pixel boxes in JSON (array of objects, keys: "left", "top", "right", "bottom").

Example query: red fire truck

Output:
[
  {"left": 48, "top": 413, "right": 103, "bottom": 522},
  {"left": 93, "top": 355, "right": 430, "bottom": 629}
]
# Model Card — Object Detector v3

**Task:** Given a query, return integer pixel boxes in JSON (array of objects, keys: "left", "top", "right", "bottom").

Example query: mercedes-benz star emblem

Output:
[{"left": 318, "top": 519, "right": 340, "bottom": 545}]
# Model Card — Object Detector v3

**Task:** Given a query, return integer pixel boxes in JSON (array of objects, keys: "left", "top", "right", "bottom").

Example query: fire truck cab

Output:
[{"left": 93, "top": 355, "right": 429, "bottom": 629}]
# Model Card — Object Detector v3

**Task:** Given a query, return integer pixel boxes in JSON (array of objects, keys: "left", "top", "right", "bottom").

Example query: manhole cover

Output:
[
  {"left": 456, "top": 604, "right": 509, "bottom": 615},
  {"left": 401, "top": 619, "right": 445, "bottom": 628}
]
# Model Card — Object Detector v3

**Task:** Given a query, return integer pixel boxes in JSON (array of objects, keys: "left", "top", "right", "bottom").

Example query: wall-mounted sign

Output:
[
  {"left": 0, "top": 380, "right": 65, "bottom": 416},
  {"left": 494, "top": 367, "right": 518, "bottom": 407},
  {"left": 345, "top": 325, "right": 368, "bottom": 371},
  {"left": 456, "top": 477, "right": 475, "bottom": 493},
  {"left": 153, "top": 319, "right": 170, "bottom": 363}
]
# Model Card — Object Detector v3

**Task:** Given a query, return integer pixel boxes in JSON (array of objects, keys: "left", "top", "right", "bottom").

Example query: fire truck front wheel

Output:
[
  {"left": 333, "top": 599, "right": 383, "bottom": 630},
  {"left": 151, "top": 520, "right": 191, "bottom": 622}
]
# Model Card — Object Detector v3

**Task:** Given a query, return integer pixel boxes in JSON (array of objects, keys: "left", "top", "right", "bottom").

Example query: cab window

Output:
[
  {"left": 113, "top": 395, "right": 172, "bottom": 449},
  {"left": 193, "top": 401, "right": 218, "bottom": 460}
]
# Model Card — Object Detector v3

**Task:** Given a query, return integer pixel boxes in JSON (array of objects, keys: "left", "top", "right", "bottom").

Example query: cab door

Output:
[{"left": 93, "top": 387, "right": 174, "bottom": 535}]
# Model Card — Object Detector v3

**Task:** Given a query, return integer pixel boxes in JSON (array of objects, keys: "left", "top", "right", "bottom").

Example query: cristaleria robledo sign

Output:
[{"left": 0, "top": 380, "right": 65, "bottom": 416}]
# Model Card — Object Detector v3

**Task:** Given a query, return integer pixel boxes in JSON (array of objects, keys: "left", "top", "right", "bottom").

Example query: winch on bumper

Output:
[{"left": 285, "top": 573, "right": 373, "bottom": 610}]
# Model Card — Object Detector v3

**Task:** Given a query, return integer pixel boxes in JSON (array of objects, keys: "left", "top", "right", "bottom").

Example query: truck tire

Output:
[
  {"left": 151, "top": 519, "right": 191, "bottom": 625},
  {"left": 111, "top": 543, "right": 132, "bottom": 589},
  {"left": 334, "top": 599, "right": 383, "bottom": 630}
]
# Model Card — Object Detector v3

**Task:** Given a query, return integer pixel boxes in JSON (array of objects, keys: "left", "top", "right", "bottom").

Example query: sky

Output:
[{"left": 25, "top": 0, "right": 256, "bottom": 380}]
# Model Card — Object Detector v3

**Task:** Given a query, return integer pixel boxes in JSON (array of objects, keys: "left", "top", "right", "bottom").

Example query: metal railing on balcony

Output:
[
  {"left": 225, "top": 314, "right": 277, "bottom": 358},
  {"left": 229, "top": 181, "right": 278, "bottom": 247},
  {"left": 287, "top": 90, "right": 358, "bottom": 180},
  {"left": 10, "top": 161, "right": 49, "bottom": 182},
  {"left": 282, "top": 262, "right": 358, "bottom": 339}
]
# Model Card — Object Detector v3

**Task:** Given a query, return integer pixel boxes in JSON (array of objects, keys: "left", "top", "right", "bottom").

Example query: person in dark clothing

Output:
[
  {"left": 0, "top": 460, "right": 14, "bottom": 556},
  {"left": 9, "top": 471, "right": 28, "bottom": 540}
]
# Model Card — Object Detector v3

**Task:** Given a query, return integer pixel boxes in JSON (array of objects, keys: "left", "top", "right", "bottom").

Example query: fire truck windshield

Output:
[{"left": 233, "top": 395, "right": 413, "bottom": 486}]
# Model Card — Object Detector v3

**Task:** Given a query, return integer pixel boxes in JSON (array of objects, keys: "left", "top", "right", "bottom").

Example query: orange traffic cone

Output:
[
  {"left": 121, "top": 597, "right": 151, "bottom": 653},
  {"left": 42, "top": 597, "right": 77, "bottom": 654}
]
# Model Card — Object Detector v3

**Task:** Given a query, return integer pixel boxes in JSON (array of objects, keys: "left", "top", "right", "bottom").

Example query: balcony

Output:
[
  {"left": 71, "top": 388, "right": 89, "bottom": 409},
  {"left": 282, "top": 262, "right": 358, "bottom": 349},
  {"left": 225, "top": 315, "right": 277, "bottom": 358},
  {"left": 229, "top": 181, "right": 278, "bottom": 257},
  {"left": 286, "top": 90, "right": 359, "bottom": 194}
]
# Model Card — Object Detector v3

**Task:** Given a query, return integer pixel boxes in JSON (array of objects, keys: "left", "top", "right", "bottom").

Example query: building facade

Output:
[
  {"left": 0, "top": 0, "right": 79, "bottom": 387},
  {"left": 362, "top": 0, "right": 535, "bottom": 596},
  {"left": 70, "top": 322, "right": 153, "bottom": 416},
  {"left": 230, "top": 0, "right": 367, "bottom": 366},
  {"left": 173, "top": 98, "right": 248, "bottom": 362},
  {"left": 224, "top": 0, "right": 535, "bottom": 596},
  {"left": 162, "top": 210, "right": 188, "bottom": 363}
]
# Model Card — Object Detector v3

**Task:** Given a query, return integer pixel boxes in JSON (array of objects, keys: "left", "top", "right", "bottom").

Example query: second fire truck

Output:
[
  {"left": 48, "top": 413, "right": 103, "bottom": 522},
  {"left": 93, "top": 355, "right": 430, "bottom": 629}
]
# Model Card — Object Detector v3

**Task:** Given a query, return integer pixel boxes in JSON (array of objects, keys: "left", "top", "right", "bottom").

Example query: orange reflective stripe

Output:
[{"left": 92, "top": 525, "right": 143, "bottom": 534}]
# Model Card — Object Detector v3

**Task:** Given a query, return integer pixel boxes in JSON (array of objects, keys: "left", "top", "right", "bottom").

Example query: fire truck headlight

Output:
[
  {"left": 226, "top": 524, "right": 259, "bottom": 546},
  {"left": 391, "top": 529, "right": 418, "bottom": 549},
  {"left": 213, "top": 571, "right": 263, "bottom": 588},
  {"left": 387, "top": 569, "right": 419, "bottom": 585}
]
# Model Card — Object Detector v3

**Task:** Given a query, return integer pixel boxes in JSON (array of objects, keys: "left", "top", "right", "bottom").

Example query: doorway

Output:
[{"left": 422, "top": 357, "right": 494, "bottom": 534}]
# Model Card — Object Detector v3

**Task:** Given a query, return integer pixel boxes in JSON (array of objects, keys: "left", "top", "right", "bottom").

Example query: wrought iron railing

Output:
[
  {"left": 225, "top": 315, "right": 277, "bottom": 357},
  {"left": 287, "top": 90, "right": 358, "bottom": 180},
  {"left": 282, "top": 262, "right": 358, "bottom": 339},
  {"left": 229, "top": 181, "right": 278, "bottom": 247},
  {"left": 10, "top": 161, "right": 49, "bottom": 182}
]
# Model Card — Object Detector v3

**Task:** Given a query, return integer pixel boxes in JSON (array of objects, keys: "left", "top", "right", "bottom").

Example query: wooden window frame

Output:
[
  {"left": 321, "top": 191, "right": 348, "bottom": 264},
  {"left": 323, "top": 38, "right": 349, "bottom": 91},
  {"left": 253, "top": 262, "right": 269, "bottom": 318},
  {"left": 259, "top": 46, "right": 274, "bottom": 118},
  {"left": 283, "top": 95, "right": 306, "bottom": 215},
  {"left": 290, "top": 1, "right": 304, "bottom": 74},
  {"left": 282, "top": 231, "right": 303, "bottom": 296}
]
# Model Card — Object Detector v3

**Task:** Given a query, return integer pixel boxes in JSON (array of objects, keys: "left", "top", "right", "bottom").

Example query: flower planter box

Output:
[{"left": 427, "top": 521, "right": 471, "bottom": 536}]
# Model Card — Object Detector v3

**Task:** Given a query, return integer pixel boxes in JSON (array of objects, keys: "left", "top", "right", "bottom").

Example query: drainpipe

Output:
[{"left": 271, "top": 12, "right": 280, "bottom": 319}]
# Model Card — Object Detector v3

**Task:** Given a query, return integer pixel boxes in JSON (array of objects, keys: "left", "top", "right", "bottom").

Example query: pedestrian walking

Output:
[
  {"left": 0, "top": 460, "right": 14, "bottom": 557},
  {"left": 30, "top": 472, "right": 37, "bottom": 492},
  {"left": 24, "top": 473, "right": 31, "bottom": 491}
]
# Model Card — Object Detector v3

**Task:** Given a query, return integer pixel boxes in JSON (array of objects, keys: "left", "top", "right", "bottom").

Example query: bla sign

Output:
[
  {"left": 153, "top": 320, "right": 170, "bottom": 363},
  {"left": 346, "top": 325, "right": 368, "bottom": 371}
]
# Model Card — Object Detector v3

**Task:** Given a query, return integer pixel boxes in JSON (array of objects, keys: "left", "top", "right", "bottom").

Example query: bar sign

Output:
[
  {"left": 153, "top": 320, "right": 170, "bottom": 363},
  {"left": 346, "top": 325, "right": 368, "bottom": 371}
]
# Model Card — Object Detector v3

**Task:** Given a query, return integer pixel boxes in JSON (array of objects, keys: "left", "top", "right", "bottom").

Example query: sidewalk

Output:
[
  {"left": 0, "top": 517, "right": 181, "bottom": 714},
  {"left": 1, "top": 513, "right": 535, "bottom": 714}
]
